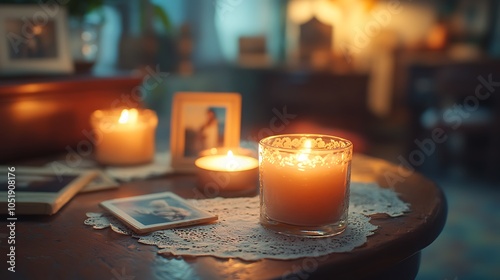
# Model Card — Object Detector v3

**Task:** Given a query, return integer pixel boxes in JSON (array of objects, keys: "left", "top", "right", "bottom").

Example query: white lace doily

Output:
[
  {"left": 85, "top": 182, "right": 409, "bottom": 261},
  {"left": 46, "top": 151, "right": 174, "bottom": 183},
  {"left": 104, "top": 151, "right": 174, "bottom": 181}
]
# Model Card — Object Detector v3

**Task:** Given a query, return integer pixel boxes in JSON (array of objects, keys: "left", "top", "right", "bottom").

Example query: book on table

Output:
[{"left": 1, "top": 167, "right": 98, "bottom": 215}]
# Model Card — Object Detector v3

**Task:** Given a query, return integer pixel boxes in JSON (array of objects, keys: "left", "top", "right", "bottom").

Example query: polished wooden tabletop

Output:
[{"left": 0, "top": 154, "right": 447, "bottom": 280}]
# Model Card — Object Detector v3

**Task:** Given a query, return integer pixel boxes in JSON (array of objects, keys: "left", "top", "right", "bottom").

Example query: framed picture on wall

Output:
[
  {"left": 170, "top": 92, "right": 242, "bottom": 172},
  {"left": 0, "top": 5, "right": 73, "bottom": 75}
]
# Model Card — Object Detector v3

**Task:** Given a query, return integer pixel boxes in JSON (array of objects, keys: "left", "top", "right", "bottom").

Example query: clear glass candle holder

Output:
[{"left": 259, "top": 134, "right": 353, "bottom": 238}]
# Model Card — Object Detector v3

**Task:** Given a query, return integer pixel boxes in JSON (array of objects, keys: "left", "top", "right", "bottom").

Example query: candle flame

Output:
[
  {"left": 303, "top": 140, "right": 312, "bottom": 149},
  {"left": 118, "top": 108, "right": 139, "bottom": 124},
  {"left": 226, "top": 150, "right": 237, "bottom": 171},
  {"left": 32, "top": 25, "right": 43, "bottom": 35},
  {"left": 118, "top": 109, "right": 129, "bottom": 123},
  {"left": 297, "top": 140, "right": 312, "bottom": 163}
]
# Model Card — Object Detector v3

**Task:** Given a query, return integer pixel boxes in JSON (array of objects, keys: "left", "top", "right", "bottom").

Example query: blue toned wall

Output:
[
  {"left": 213, "top": 0, "right": 283, "bottom": 63},
  {"left": 148, "top": 0, "right": 282, "bottom": 66}
]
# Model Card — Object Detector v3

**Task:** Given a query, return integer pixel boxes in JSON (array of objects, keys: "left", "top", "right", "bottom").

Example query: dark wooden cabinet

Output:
[
  {"left": 263, "top": 71, "right": 371, "bottom": 133},
  {"left": 401, "top": 56, "right": 500, "bottom": 176},
  {"left": 0, "top": 74, "right": 143, "bottom": 162}
]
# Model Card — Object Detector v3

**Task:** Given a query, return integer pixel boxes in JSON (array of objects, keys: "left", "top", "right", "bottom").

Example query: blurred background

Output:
[{"left": 1, "top": 0, "right": 499, "bottom": 279}]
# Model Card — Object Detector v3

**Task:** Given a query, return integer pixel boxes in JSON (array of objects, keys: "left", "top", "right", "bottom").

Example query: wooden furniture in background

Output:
[
  {"left": 262, "top": 71, "right": 371, "bottom": 135},
  {"left": 403, "top": 58, "right": 500, "bottom": 176},
  {"left": 0, "top": 74, "right": 143, "bottom": 162},
  {"left": 433, "top": 62, "right": 500, "bottom": 173},
  {"left": 1, "top": 155, "right": 447, "bottom": 280}
]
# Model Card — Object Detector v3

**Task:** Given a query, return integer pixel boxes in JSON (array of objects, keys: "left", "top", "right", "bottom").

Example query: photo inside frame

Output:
[
  {"left": 0, "top": 5, "right": 73, "bottom": 75},
  {"left": 5, "top": 19, "right": 58, "bottom": 60},
  {"left": 183, "top": 105, "right": 227, "bottom": 157},
  {"left": 170, "top": 92, "right": 241, "bottom": 172}
]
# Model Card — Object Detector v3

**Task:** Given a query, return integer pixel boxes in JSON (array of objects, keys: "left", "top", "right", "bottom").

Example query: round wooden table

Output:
[{"left": 3, "top": 155, "right": 447, "bottom": 280}]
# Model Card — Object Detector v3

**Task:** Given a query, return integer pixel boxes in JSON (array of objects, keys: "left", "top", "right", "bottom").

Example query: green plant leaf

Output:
[{"left": 153, "top": 4, "right": 172, "bottom": 33}]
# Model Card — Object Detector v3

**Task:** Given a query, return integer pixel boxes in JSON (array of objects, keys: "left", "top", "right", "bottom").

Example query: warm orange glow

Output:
[
  {"left": 260, "top": 136, "right": 351, "bottom": 227},
  {"left": 288, "top": 0, "right": 313, "bottom": 23},
  {"left": 118, "top": 109, "right": 129, "bottom": 123},
  {"left": 195, "top": 151, "right": 258, "bottom": 172},
  {"left": 288, "top": 0, "right": 342, "bottom": 24},
  {"left": 118, "top": 109, "right": 138, "bottom": 124},
  {"left": 11, "top": 100, "right": 57, "bottom": 121},
  {"left": 303, "top": 139, "right": 312, "bottom": 149},
  {"left": 427, "top": 23, "right": 447, "bottom": 50},
  {"left": 32, "top": 25, "right": 43, "bottom": 35},
  {"left": 287, "top": 0, "right": 344, "bottom": 59},
  {"left": 315, "top": 1, "right": 342, "bottom": 25},
  {"left": 297, "top": 140, "right": 312, "bottom": 163},
  {"left": 91, "top": 109, "right": 158, "bottom": 165}
]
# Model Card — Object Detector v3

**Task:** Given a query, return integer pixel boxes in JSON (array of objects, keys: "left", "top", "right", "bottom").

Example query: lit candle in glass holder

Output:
[
  {"left": 90, "top": 108, "right": 158, "bottom": 166},
  {"left": 195, "top": 148, "right": 259, "bottom": 197},
  {"left": 259, "top": 134, "right": 353, "bottom": 237}
]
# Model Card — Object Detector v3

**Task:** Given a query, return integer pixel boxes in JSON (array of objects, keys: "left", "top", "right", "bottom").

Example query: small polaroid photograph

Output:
[{"left": 100, "top": 192, "right": 218, "bottom": 234}]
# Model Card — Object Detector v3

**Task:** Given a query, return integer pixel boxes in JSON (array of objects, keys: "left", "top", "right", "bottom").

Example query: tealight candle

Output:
[
  {"left": 259, "top": 134, "right": 353, "bottom": 237},
  {"left": 195, "top": 148, "right": 259, "bottom": 197},
  {"left": 90, "top": 108, "right": 158, "bottom": 166}
]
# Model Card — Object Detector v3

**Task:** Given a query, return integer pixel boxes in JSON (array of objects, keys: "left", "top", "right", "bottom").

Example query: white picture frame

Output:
[
  {"left": 170, "top": 92, "right": 242, "bottom": 172},
  {"left": 0, "top": 5, "right": 73, "bottom": 75}
]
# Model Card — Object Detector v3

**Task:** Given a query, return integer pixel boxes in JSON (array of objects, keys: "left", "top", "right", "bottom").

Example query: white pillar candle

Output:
[{"left": 91, "top": 108, "right": 158, "bottom": 166}]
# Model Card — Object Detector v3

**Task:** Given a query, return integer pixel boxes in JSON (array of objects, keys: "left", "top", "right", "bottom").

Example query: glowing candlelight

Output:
[
  {"left": 195, "top": 148, "right": 259, "bottom": 196},
  {"left": 91, "top": 109, "right": 158, "bottom": 166},
  {"left": 259, "top": 134, "right": 353, "bottom": 237}
]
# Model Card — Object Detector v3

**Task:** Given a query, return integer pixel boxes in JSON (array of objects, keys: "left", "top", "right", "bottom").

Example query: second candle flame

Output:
[
  {"left": 297, "top": 140, "right": 312, "bottom": 162},
  {"left": 226, "top": 150, "right": 239, "bottom": 171},
  {"left": 118, "top": 109, "right": 139, "bottom": 124}
]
